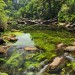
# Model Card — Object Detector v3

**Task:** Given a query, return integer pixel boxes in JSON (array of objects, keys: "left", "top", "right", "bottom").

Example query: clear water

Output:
[
  {"left": 13, "top": 33, "right": 35, "bottom": 48},
  {"left": 0, "top": 33, "right": 40, "bottom": 75}
]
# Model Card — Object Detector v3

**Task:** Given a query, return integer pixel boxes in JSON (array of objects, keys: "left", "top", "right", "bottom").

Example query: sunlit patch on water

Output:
[{"left": 13, "top": 33, "right": 35, "bottom": 48}]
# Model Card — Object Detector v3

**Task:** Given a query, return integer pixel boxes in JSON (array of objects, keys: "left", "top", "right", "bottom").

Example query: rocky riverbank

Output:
[{"left": 7, "top": 19, "right": 75, "bottom": 32}]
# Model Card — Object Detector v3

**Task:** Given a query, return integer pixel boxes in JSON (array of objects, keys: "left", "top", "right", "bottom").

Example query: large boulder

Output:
[{"left": 49, "top": 56, "right": 65, "bottom": 69}]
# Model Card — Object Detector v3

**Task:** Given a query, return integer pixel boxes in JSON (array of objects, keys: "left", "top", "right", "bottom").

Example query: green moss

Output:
[
  {"left": 0, "top": 72, "right": 8, "bottom": 75},
  {"left": 28, "top": 29, "right": 75, "bottom": 60}
]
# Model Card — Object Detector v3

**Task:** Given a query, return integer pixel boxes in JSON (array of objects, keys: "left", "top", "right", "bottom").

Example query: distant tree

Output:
[
  {"left": 17, "top": 0, "right": 62, "bottom": 20},
  {"left": 58, "top": 0, "right": 75, "bottom": 22}
]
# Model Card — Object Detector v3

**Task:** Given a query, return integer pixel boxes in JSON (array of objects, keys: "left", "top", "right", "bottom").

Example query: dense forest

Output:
[
  {"left": 0, "top": 0, "right": 75, "bottom": 27},
  {"left": 0, "top": 0, "right": 75, "bottom": 75}
]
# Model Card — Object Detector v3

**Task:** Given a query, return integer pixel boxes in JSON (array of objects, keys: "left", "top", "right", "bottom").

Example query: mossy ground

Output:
[{"left": 0, "top": 27, "right": 75, "bottom": 75}]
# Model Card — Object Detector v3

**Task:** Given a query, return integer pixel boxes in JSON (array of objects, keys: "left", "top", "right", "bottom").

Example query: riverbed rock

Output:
[
  {"left": 5, "top": 34, "right": 17, "bottom": 42},
  {"left": 7, "top": 37, "right": 17, "bottom": 42},
  {"left": 24, "top": 47, "right": 38, "bottom": 52},
  {"left": 17, "top": 20, "right": 25, "bottom": 24},
  {"left": 26, "top": 20, "right": 37, "bottom": 25},
  {"left": 42, "top": 20, "right": 50, "bottom": 24},
  {"left": 0, "top": 46, "right": 10, "bottom": 55},
  {"left": 11, "top": 29, "right": 20, "bottom": 32},
  {"left": 72, "top": 42, "right": 75, "bottom": 46},
  {"left": 49, "top": 56, "right": 65, "bottom": 69},
  {"left": 64, "top": 46, "right": 75, "bottom": 52},
  {"left": 66, "top": 23, "right": 75, "bottom": 31},
  {"left": 56, "top": 43, "right": 64, "bottom": 49},
  {"left": 56, "top": 43, "right": 67, "bottom": 51},
  {"left": 0, "top": 38, "right": 6, "bottom": 45}
]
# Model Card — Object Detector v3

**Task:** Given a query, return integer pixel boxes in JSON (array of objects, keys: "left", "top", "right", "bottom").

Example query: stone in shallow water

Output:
[
  {"left": 0, "top": 46, "right": 10, "bottom": 55},
  {"left": 7, "top": 37, "right": 18, "bottom": 42},
  {"left": 64, "top": 46, "right": 75, "bottom": 51},
  {"left": 24, "top": 47, "right": 38, "bottom": 52}
]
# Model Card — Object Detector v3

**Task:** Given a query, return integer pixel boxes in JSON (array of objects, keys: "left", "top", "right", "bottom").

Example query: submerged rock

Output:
[{"left": 24, "top": 47, "right": 38, "bottom": 52}]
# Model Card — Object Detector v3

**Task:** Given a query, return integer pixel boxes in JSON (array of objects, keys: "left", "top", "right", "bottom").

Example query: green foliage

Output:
[
  {"left": 58, "top": 0, "right": 75, "bottom": 22},
  {"left": 28, "top": 29, "right": 74, "bottom": 60},
  {"left": 0, "top": 0, "right": 7, "bottom": 29},
  {"left": 19, "top": 0, "right": 30, "bottom": 5},
  {"left": 17, "top": 0, "right": 62, "bottom": 20}
]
